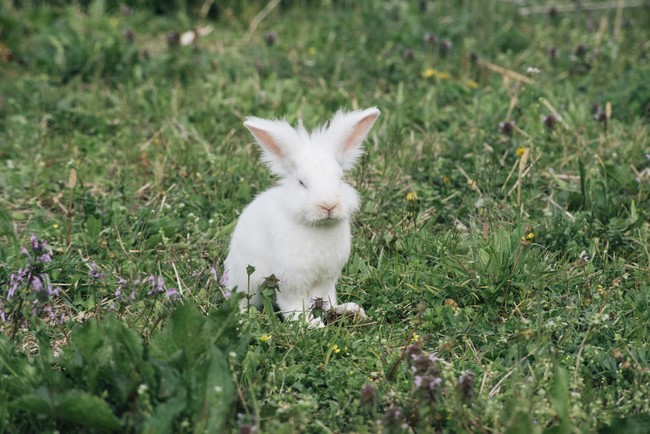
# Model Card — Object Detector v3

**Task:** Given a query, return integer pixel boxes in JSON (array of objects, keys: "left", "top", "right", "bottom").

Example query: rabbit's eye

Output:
[{"left": 298, "top": 179, "right": 307, "bottom": 188}]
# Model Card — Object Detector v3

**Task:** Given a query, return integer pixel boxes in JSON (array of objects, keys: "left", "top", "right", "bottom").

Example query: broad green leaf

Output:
[
  {"left": 55, "top": 389, "right": 122, "bottom": 431},
  {"left": 141, "top": 396, "right": 187, "bottom": 434},
  {"left": 598, "top": 414, "right": 650, "bottom": 434},
  {"left": 10, "top": 387, "right": 56, "bottom": 416},
  {"left": 544, "top": 367, "right": 570, "bottom": 434},
  {"left": 193, "top": 347, "right": 235, "bottom": 433},
  {"left": 85, "top": 214, "right": 102, "bottom": 238},
  {"left": 504, "top": 410, "right": 533, "bottom": 434},
  {"left": 12, "top": 388, "right": 121, "bottom": 431}
]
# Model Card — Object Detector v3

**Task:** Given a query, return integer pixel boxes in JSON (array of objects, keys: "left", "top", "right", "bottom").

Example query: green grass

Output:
[{"left": 1, "top": 0, "right": 649, "bottom": 432}]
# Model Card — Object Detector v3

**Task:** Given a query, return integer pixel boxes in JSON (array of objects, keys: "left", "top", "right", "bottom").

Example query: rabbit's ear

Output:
[
  {"left": 244, "top": 117, "right": 300, "bottom": 175},
  {"left": 325, "top": 107, "right": 380, "bottom": 170}
]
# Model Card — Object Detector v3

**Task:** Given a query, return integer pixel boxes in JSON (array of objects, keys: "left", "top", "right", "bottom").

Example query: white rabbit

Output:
[{"left": 223, "top": 107, "right": 380, "bottom": 327}]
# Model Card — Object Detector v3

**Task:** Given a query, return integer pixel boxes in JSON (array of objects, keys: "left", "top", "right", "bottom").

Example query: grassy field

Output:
[{"left": 1, "top": 0, "right": 649, "bottom": 432}]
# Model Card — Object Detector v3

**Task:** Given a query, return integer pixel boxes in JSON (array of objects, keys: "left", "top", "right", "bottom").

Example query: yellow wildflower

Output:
[
  {"left": 467, "top": 80, "right": 479, "bottom": 89},
  {"left": 444, "top": 298, "right": 458, "bottom": 309},
  {"left": 421, "top": 68, "right": 451, "bottom": 80},
  {"left": 411, "top": 333, "right": 420, "bottom": 342},
  {"left": 516, "top": 147, "right": 527, "bottom": 157},
  {"left": 259, "top": 334, "right": 272, "bottom": 343},
  {"left": 422, "top": 68, "right": 437, "bottom": 79},
  {"left": 522, "top": 329, "right": 534, "bottom": 338},
  {"left": 53, "top": 223, "right": 59, "bottom": 229},
  {"left": 405, "top": 191, "right": 418, "bottom": 202},
  {"left": 307, "top": 47, "right": 316, "bottom": 55},
  {"left": 331, "top": 344, "right": 341, "bottom": 353},
  {"left": 520, "top": 232, "right": 535, "bottom": 246}
]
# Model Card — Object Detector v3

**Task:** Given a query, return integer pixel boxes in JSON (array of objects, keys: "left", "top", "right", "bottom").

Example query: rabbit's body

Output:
[
  {"left": 224, "top": 108, "right": 380, "bottom": 326},
  {"left": 225, "top": 186, "right": 351, "bottom": 315}
]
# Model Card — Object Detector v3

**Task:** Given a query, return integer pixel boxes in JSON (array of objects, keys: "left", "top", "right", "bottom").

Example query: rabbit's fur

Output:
[{"left": 224, "top": 108, "right": 380, "bottom": 327}]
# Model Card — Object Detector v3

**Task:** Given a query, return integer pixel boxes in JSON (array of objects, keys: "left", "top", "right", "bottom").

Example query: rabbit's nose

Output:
[{"left": 319, "top": 202, "right": 339, "bottom": 217}]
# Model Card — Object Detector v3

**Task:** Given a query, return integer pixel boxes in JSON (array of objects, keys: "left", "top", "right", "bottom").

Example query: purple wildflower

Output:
[
  {"left": 409, "top": 352, "right": 439, "bottom": 375},
  {"left": 499, "top": 120, "right": 515, "bottom": 136},
  {"left": 89, "top": 262, "right": 104, "bottom": 280},
  {"left": 210, "top": 266, "right": 218, "bottom": 281},
  {"left": 263, "top": 31, "right": 278, "bottom": 46},
  {"left": 39, "top": 306, "right": 65, "bottom": 324},
  {"left": 32, "top": 275, "right": 43, "bottom": 292},
  {"left": 115, "top": 277, "right": 127, "bottom": 299},
  {"left": 157, "top": 275, "right": 164, "bottom": 292},
  {"left": 219, "top": 269, "right": 229, "bottom": 286},
  {"left": 9, "top": 267, "right": 30, "bottom": 299},
  {"left": 543, "top": 113, "right": 559, "bottom": 130},
  {"left": 146, "top": 274, "right": 166, "bottom": 296},
  {"left": 382, "top": 405, "right": 406, "bottom": 431},
  {"left": 31, "top": 275, "right": 61, "bottom": 302},
  {"left": 413, "top": 374, "right": 443, "bottom": 399},
  {"left": 165, "top": 287, "right": 180, "bottom": 302},
  {"left": 39, "top": 252, "right": 52, "bottom": 263},
  {"left": 31, "top": 234, "right": 42, "bottom": 253},
  {"left": 457, "top": 370, "right": 475, "bottom": 402},
  {"left": 143, "top": 274, "right": 154, "bottom": 290},
  {"left": 20, "top": 246, "right": 31, "bottom": 259},
  {"left": 309, "top": 297, "right": 331, "bottom": 311},
  {"left": 359, "top": 384, "right": 377, "bottom": 409}
]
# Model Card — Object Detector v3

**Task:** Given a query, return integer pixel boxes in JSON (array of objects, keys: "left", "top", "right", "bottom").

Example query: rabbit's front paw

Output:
[{"left": 333, "top": 302, "right": 367, "bottom": 320}]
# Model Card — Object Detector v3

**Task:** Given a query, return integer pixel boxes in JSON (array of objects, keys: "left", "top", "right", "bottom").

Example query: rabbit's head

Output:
[{"left": 244, "top": 108, "right": 380, "bottom": 225}]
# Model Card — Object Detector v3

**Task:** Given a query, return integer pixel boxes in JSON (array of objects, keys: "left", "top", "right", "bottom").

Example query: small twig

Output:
[
  {"left": 457, "top": 166, "right": 483, "bottom": 196},
  {"left": 519, "top": 0, "right": 647, "bottom": 16},
  {"left": 506, "top": 153, "right": 540, "bottom": 199},
  {"left": 477, "top": 59, "right": 536, "bottom": 84},
  {"left": 199, "top": 0, "right": 215, "bottom": 18},
  {"left": 614, "top": 0, "right": 624, "bottom": 39},
  {"left": 66, "top": 168, "right": 77, "bottom": 248},
  {"left": 171, "top": 261, "right": 184, "bottom": 297},
  {"left": 146, "top": 314, "right": 165, "bottom": 341},
  {"left": 517, "top": 148, "right": 530, "bottom": 214},
  {"left": 488, "top": 366, "right": 514, "bottom": 398},
  {"left": 625, "top": 348, "right": 644, "bottom": 372},
  {"left": 545, "top": 194, "right": 576, "bottom": 222},
  {"left": 114, "top": 225, "right": 133, "bottom": 263},
  {"left": 501, "top": 158, "right": 520, "bottom": 195},
  {"left": 244, "top": 0, "right": 282, "bottom": 42},
  {"left": 489, "top": 354, "right": 531, "bottom": 398}
]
